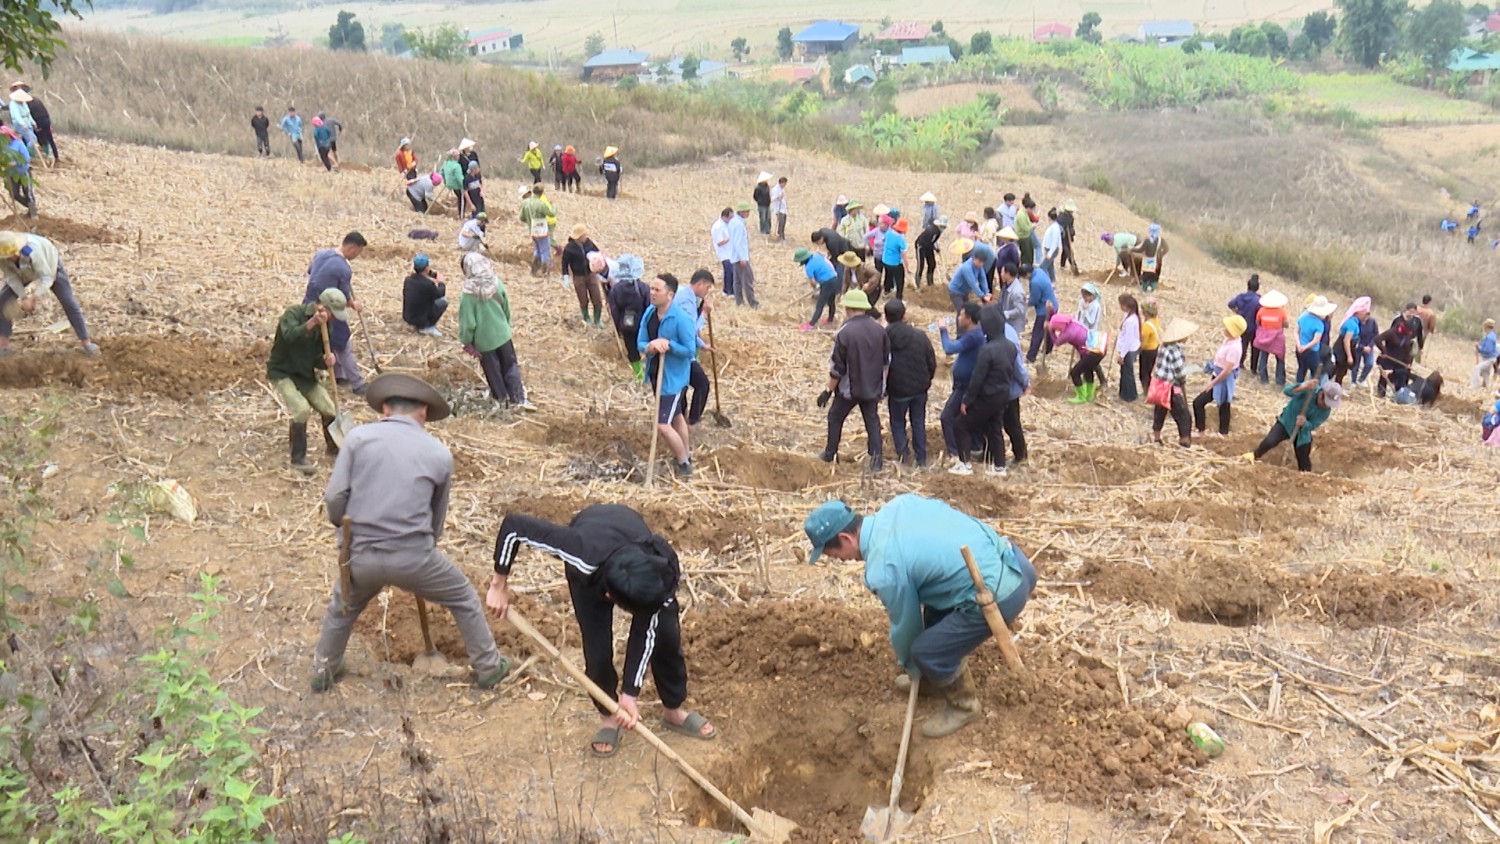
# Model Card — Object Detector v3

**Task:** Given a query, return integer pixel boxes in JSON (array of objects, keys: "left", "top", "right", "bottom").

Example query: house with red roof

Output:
[
  {"left": 1034, "top": 23, "right": 1072, "bottom": 42},
  {"left": 875, "top": 22, "right": 931, "bottom": 42}
]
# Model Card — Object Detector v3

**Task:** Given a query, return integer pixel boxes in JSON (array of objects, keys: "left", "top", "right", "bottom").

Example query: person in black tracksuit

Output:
[
  {"left": 812, "top": 227, "right": 852, "bottom": 286},
  {"left": 914, "top": 219, "right": 944, "bottom": 287},
  {"left": 486, "top": 504, "right": 716, "bottom": 756},
  {"left": 955, "top": 309, "right": 1017, "bottom": 472}
]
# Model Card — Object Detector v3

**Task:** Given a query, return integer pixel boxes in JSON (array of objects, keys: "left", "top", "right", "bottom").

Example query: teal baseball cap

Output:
[{"left": 804, "top": 500, "right": 856, "bottom": 564}]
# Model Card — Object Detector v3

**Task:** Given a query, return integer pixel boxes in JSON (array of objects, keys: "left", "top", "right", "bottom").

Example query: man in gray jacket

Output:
[{"left": 1000, "top": 262, "right": 1029, "bottom": 339}]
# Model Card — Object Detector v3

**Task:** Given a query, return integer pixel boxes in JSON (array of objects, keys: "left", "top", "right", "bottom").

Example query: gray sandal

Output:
[
  {"left": 590, "top": 724, "right": 622, "bottom": 757},
  {"left": 660, "top": 711, "right": 717, "bottom": 740}
]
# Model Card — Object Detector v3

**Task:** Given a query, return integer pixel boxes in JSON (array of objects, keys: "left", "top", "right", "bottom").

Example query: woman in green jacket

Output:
[{"left": 459, "top": 252, "right": 534, "bottom": 411}]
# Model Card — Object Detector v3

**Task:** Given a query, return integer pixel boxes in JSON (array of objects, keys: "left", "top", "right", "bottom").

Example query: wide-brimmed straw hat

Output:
[
  {"left": 365, "top": 373, "right": 451, "bottom": 422},
  {"left": 0, "top": 231, "right": 25, "bottom": 258},
  {"left": 8, "top": 90, "right": 32, "bottom": 103},
  {"left": 459, "top": 138, "right": 475, "bottom": 151},
  {"left": 570, "top": 223, "right": 589, "bottom": 240},
  {"left": 841, "top": 289, "right": 874, "bottom": 311},
  {"left": 528, "top": 141, "right": 539, "bottom": 149},
  {"left": 1308, "top": 296, "right": 1337, "bottom": 318},
  {"left": 873, "top": 204, "right": 891, "bottom": 217},
  {"left": 920, "top": 192, "right": 937, "bottom": 203},
  {"left": 836, "top": 194, "right": 849, "bottom": 205},
  {"left": 757, "top": 171, "right": 773, "bottom": 183},
  {"left": 603, "top": 146, "right": 619, "bottom": 157},
  {"left": 950, "top": 238, "right": 975, "bottom": 255},
  {"left": 845, "top": 199, "right": 863, "bottom": 211},
  {"left": 836, "top": 251, "right": 863, "bottom": 268},
  {"left": 963, "top": 211, "right": 980, "bottom": 224},
  {"left": 735, "top": 200, "right": 752, "bottom": 212},
  {"left": 1160, "top": 318, "right": 1199, "bottom": 344},
  {"left": 517, "top": 184, "right": 532, "bottom": 198},
  {"left": 1260, "top": 290, "right": 1288, "bottom": 309},
  {"left": 1063, "top": 199, "right": 1078, "bottom": 212},
  {"left": 997, "top": 226, "right": 1017, "bottom": 241}
]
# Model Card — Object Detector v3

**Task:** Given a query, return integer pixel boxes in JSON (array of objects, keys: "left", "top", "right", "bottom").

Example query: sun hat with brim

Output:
[
  {"left": 8, "top": 81, "right": 25, "bottom": 91},
  {"left": 757, "top": 171, "right": 773, "bottom": 183},
  {"left": 1063, "top": 199, "right": 1078, "bottom": 212},
  {"left": 845, "top": 199, "right": 863, "bottom": 211},
  {"left": 963, "top": 211, "right": 980, "bottom": 224},
  {"left": 935, "top": 216, "right": 949, "bottom": 229},
  {"left": 735, "top": 201, "right": 752, "bottom": 212},
  {"left": 1223, "top": 314, "right": 1248, "bottom": 338},
  {"left": 837, "top": 251, "right": 863, "bottom": 268},
  {"left": 1260, "top": 290, "right": 1288, "bottom": 309},
  {"left": 459, "top": 138, "right": 475, "bottom": 151},
  {"left": 603, "top": 146, "right": 619, "bottom": 157},
  {"left": 317, "top": 288, "right": 351, "bottom": 322},
  {"left": 804, "top": 500, "right": 856, "bottom": 564},
  {"left": 8, "top": 90, "right": 31, "bottom": 104},
  {"left": 1160, "top": 318, "right": 1199, "bottom": 345},
  {"left": 836, "top": 194, "right": 849, "bottom": 205},
  {"left": 0, "top": 231, "right": 24, "bottom": 258},
  {"left": 528, "top": 141, "right": 539, "bottom": 149},
  {"left": 517, "top": 184, "right": 532, "bottom": 198},
  {"left": 1309, "top": 296, "right": 1338, "bottom": 318},
  {"left": 920, "top": 192, "right": 937, "bottom": 203},
  {"left": 570, "top": 223, "right": 589, "bottom": 240},
  {"left": 1486, "top": 319, "right": 1496, "bottom": 329},
  {"left": 793, "top": 247, "right": 813, "bottom": 264},
  {"left": 950, "top": 238, "right": 975, "bottom": 255},
  {"left": 873, "top": 204, "right": 891, "bottom": 217},
  {"left": 893, "top": 219, "right": 909, "bottom": 234},
  {"left": 997, "top": 226, "right": 1018, "bottom": 241},
  {"left": 841, "top": 290, "right": 874, "bottom": 311},
  {"left": 365, "top": 373, "right": 451, "bottom": 422},
  {"left": 1320, "top": 381, "right": 1346, "bottom": 410}
]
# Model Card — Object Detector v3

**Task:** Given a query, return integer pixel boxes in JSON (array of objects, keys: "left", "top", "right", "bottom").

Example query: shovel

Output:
[
  {"left": 861, "top": 678, "right": 920, "bottom": 842},
  {"left": 960, "top": 545, "right": 1026, "bottom": 674},
  {"left": 506, "top": 609, "right": 798, "bottom": 843},
  {"left": 645, "top": 357, "right": 667, "bottom": 488},
  {"left": 356, "top": 309, "right": 384, "bottom": 374},
  {"left": 705, "top": 311, "right": 732, "bottom": 428},
  {"left": 411, "top": 596, "right": 449, "bottom": 674},
  {"left": 319, "top": 323, "right": 355, "bottom": 448}
]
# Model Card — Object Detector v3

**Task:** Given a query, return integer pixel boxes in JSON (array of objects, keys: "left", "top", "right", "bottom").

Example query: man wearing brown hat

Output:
[
  {"left": 310, "top": 373, "right": 513, "bottom": 693},
  {"left": 817, "top": 290, "right": 889, "bottom": 471},
  {"left": 269, "top": 287, "right": 349, "bottom": 474}
]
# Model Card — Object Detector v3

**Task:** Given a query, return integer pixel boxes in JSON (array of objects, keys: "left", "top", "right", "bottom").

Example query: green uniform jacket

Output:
[
  {"left": 1275, "top": 383, "right": 1332, "bottom": 446},
  {"left": 267, "top": 303, "right": 328, "bottom": 390},
  {"left": 458, "top": 282, "right": 514, "bottom": 353},
  {"left": 441, "top": 159, "right": 463, "bottom": 191}
]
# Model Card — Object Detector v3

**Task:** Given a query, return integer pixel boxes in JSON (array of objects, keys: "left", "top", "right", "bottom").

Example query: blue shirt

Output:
[
  {"left": 280, "top": 114, "right": 303, "bottom": 140},
  {"left": 5, "top": 138, "right": 29, "bottom": 177},
  {"left": 939, "top": 325, "right": 985, "bottom": 386},
  {"left": 1297, "top": 312, "right": 1325, "bottom": 352},
  {"left": 881, "top": 230, "right": 907, "bottom": 266},
  {"left": 1228, "top": 291, "right": 1261, "bottom": 325},
  {"left": 1002, "top": 324, "right": 1030, "bottom": 399},
  {"left": 313, "top": 123, "right": 333, "bottom": 147},
  {"left": 637, "top": 303, "right": 696, "bottom": 394},
  {"left": 670, "top": 285, "right": 708, "bottom": 351},
  {"left": 1028, "top": 269, "right": 1058, "bottom": 318},
  {"left": 947, "top": 261, "right": 988, "bottom": 299},
  {"left": 969, "top": 242, "right": 997, "bottom": 275},
  {"left": 1338, "top": 315, "right": 1359, "bottom": 340},
  {"left": 860, "top": 494, "right": 1024, "bottom": 673},
  {"left": 1480, "top": 330, "right": 1498, "bottom": 361},
  {"left": 804, "top": 254, "right": 838, "bottom": 286},
  {"left": 303, "top": 249, "right": 354, "bottom": 346}
]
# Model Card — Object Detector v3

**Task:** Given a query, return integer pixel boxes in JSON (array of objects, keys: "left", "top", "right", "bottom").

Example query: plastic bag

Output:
[{"left": 145, "top": 479, "right": 197, "bottom": 523}]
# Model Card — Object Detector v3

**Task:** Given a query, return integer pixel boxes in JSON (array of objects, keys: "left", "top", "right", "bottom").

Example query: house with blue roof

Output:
[
  {"left": 1139, "top": 20, "right": 1195, "bottom": 45},
  {"left": 658, "top": 56, "right": 728, "bottom": 83},
  {"left": 1449, "top": 47, "right": 1500, "bottom": 83},
  {"left": 895, "top": 45, "right": 955, "bottom": 66},
  {"left": 792, "top": 21, "right": 860, "bottom": 56},
  {"left": 582, "top": 48, "right": 650, "bottom": 81}
]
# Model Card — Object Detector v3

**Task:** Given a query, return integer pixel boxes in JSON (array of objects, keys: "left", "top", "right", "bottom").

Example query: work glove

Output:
[{"left": 816, "top": 389, "right": 832, "bottom": 408}]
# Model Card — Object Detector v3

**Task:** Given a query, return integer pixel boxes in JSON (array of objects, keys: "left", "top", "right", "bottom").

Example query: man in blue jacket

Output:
[
  {"left": 303, "top": 232, "right": 367, "bottom": 395},
  {"left": 945, "top": 242, "right": 991, "bottom": 315},
  {"left": 1025, "top": 264, "right": 1059, "bottom": 364},
  {"left": 638, "top": 273, "right": 698, "bottom": 478},
  {"left": 938, "top": 302, "right": 985, "bottom": 464},
  {"left": 804, "top": 494, "right": 1037, "bottom": 738}
]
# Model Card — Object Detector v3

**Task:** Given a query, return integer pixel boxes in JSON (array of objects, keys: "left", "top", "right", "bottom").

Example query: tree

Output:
[
  {"left": 1236, "top": 26, "right": 1271, "bottom": 55},
  {"left": 617, "top": 75, "right": 639, "bottom": 91},
  {"left": 1407, "top": 0, "right": 1466, "bottom": 77},
  {"left": 408, "top": 25, "right": 469, "bottom": 62},
  {"left": 380, "top": 22, "right": 409, "bottom": 55},
  {"left": 585, "top": 31, "right": 605, "bottom": 58},
  {"left": 970, "top": 30, "right": 994, "bottom": 54},
  {"left": 777, "top": 26, "right": 794, "bottom": 59},
  {"left": 0, "top": 0, "right": 89, "bottom": 75},
  {"left": 829, "top": 51, "right": 852, "bottom": 91},
  {"left": 932, "top": 20, "right": 945, "bottom": 33},
  {"left": 1289, "top": 32, "right": 1315, "bottom": 59},
  {"left": 1077, "top": 12, "right": 1103, "bottom": 44},
  {"left": 681, "top": 54, "right": 701, "bottom": 81},
  {"left": 1181, "top": 34, "right": 1204, "bottom": 53},
  {"left": 730, "top": 36, "right": 749, "bottom": 61},
  {"left": 1259, "top": 20, "right": 1289, "bottom": 56},
  {"left": 1303, "top": 10, "right": 1338, "bottom": 49},
  {"left": 1469, "top": 3, "right": 1491, "bottom": 18},
  {"left": 1337, "top": 0, "right": 1408, "bottom": 68},
  {"left": 328, "top": 11, "right": 366, "bottom": 52}
]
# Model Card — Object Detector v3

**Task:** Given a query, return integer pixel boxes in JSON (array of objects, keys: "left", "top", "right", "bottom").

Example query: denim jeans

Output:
[
  {"left": 888, "top": 392, "right": 929, "bottom": 465},
  {"left": 1258, "top": 354, "right": 1287, "bottom": 385},
  {"left": 719, "top": 259, "right": 736, "bottom": 296},
  {"left": 1294, "top": 349, "right": 1320, "bottom": 384},
  {"left": 909, "top": 544, "right": 1037, "bottom": 683}
]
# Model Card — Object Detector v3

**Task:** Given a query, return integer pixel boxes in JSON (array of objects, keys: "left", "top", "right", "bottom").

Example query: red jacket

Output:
[{"left": 561, "top": 152, "right": 578, "bottom": 175}]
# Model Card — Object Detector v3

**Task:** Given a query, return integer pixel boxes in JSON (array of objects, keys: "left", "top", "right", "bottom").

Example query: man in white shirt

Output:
[
  {"left": 0, "top": 231, "right": 99, "bottom": 357},
  {"left": 730, "top": 202, "right": 759, "bottom": 308},
  {"left": 770, "top": 176, "right": 789, "bottom": 242},
  {"left": 999, "top": 193, "right": 1018, "bottom": 230},
  {"left": 709, "top": 208, "right": 735, "bottom": 297},
  {"left": 458, "top": 212, "right": 488, "bottom": 253},
  {"left": 1040, "top": 208, "right": 1064, "bottom": 278}
]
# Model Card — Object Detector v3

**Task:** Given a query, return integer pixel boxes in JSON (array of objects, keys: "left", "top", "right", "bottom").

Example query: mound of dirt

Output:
[
  {"left": 0, "top": 335, "right": 263, "bottom": 399},
  {"left": 907, "top": 284, "right": 957, "bottom": 314},
  {"left": 1082, "top": 554, "right": 1455, "bottom": 628},
  {"left": 0, "top": 213, "right": 122, "bottom": 244},
  {"left": 715, "top": 445, "right": 838, "bottom": 492},
  {"left": 1054, "top": 444, "right": 1159, "bottom": 486},
  {"left": 919, "top": 474, "right": 1032, "bottom": 518}
]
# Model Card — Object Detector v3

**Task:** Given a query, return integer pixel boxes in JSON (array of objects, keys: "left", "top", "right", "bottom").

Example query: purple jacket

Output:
[
  {"left": 1228, "top": 291, "right": 1261, "bottom": 327},
  {"left": 1048, "top": 313, "right": 1088, "bottom": 352}
]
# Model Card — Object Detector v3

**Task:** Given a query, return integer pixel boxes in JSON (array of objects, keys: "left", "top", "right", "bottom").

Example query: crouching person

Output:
[{"left": 804, "top": 494, "right": 1037, "bottom": 738}]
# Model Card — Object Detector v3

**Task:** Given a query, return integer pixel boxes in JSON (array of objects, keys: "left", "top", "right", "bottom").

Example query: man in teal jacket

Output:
[
  {"left": 804, "top": 494, "right": 1036, "bottom": 737},
  {"left": 638, "top": 273, "right": 698, "bottom": 478}
]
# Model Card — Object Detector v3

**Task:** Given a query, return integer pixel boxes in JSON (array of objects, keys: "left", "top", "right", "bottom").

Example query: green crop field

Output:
[{"left": 1302, "top": 72, "right": 1498, "bottom": 123}]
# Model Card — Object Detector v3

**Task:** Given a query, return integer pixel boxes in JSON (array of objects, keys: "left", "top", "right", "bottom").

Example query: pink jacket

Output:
[{"left": 1048, "top": 313, "right": 1089, "bottom": 352}]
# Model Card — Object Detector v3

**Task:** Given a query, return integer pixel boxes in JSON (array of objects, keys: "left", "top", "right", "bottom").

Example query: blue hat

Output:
[
  {"left": 413, "top": 254, "right": 430, "bottom": 271},
  {"left": 804, "top": 500, "right": 856, "bottom": 564}
]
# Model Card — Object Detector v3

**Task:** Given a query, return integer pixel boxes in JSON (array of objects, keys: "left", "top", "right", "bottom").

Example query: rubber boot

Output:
[
  {"left": 1066, "top": 384, "right": 1089, "bottom": 404},
  {"left": 1083, "top": 382, "right": 1098, "bottom": 402},
  {"left": 894, "top": 673, "right": 942, "bottom": 698},
  {"left": 320, "top": 415, "right": 340, "bottom": 457},
  {"left": 289, "top": 422, "right": 315, "bottom": 475},
  {"left": 630, "top": 360, "right": 644, "bottom": 381},
  {"left": 921, "top": 664, "right": 982, "bottom": 739},
  {"left": 591, "top": 306, "right": 602, "bottom": 328},
  {"left": 579, "top": 305, "right": 590, "bottom": 326}
]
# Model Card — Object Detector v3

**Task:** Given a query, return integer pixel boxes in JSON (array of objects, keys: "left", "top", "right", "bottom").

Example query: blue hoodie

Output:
[
  {"left": 637, "top": 302, "right": 696, "bottom": 394},
  {"left": 860, "top": 494, "right": 1024, "bottom": 673},
  {"left": 939, "top": 324, "right": 985, "bottom": 387},
  {"left": 1028, "top": 268, "right": 1058, "bottom": 318}
]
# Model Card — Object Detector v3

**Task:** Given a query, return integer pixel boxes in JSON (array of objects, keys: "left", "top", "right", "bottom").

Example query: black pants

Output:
[
  {"left": 884, "top": 262, "right": 906, "bottom": 300},
  {"left": 1191, "top": 390, "right": 1231, "bottom": 435},
  {"left": 565, "top": 171, "right": 581, "bottom": 192},
  {"left": 888, "top": 392, "right": 928, "bottom": 465},
  {"left": 809, "top": 282, "right": 839, "bottom": 325},
  {"left": 617, "top": 323, "right": 641, "bottom": 363},
  {"left": 1254, "top": 421, "right": 1312, "bottom": 471},
  {"left": 1239, "top": 333, "right": 1254, "bottom": 370},
  {"left": 687, "top": 361, "right": 710, "bottom": 425},
  {"left": 1331, "top": 353, "right": 1353, "bottom": 385},
  {"left": 404, "top": 297, "right": 447, "bottom": 331},
  {"left": 291, "top": 138, "right": 304, "bottom": 162},
  {"left": 1070, "top": 351, "right": 1104, "bottom": 386},
  {"left": 467, "top": 187, "right": 485, "bottom": 215},
  {"left": 407, "top": 193, "right": 428, "bottom": 213},
  {"left": 8, "top": 176, "right": 33, "bottom": 211},
  {"left": 826, "top": 394, "right": 882, "bottom": 461},
  {"left": 317, "top": 145, "right": 333, "bottom": 171},
  {"left": 1152, "top": 392, "right": 1191, "bottom": 442},
  {"left": 1138, "top": 349, "right": 1157, "bottom": 393},
  {"left": 605, "top": 177, "right": 619, "bottom": 199},
  {"left": 916, "top": 245, "right": 937, "bottom": 285},
  {"left": 567, "top": 567, "right": 687, "bottom": 713},
  {"left": 254, "top": 130, "right": 270, "bottom": 157},
  {"left": 1060, "top": 240, "right": 1078, "bottom": 274},
  {"left": 1026, "top": 312, "right": 1054, "bottom": 363},
  {"left": 553, "top": 168, "right": 565, "bottom": 190},
  {"left": 1001, "top": 398, "right": 1026, "bottom": 463},
  {"left": 478, "top": 341, "right": 526, "bottom": 404},
  {"left": 956, "top": 395, "right": 1007, "bottom": 467},
  {"left": 529, "top": 167, "right": 542, "bottom": 184}
]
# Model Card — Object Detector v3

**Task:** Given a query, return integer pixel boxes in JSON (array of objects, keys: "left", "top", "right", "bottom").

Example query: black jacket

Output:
[
  {"left": 915, "top": 224, "right": 942, "bottom": 252},
  {"left": 561, "top": 237, "right": 599, "bottom": 277},
  {"left": 607, "top": 277, "right": 649, "bottom": 334},
  {"left": 815, "top": 227, "right": 851, "bottom": 260},
  {"left": 753, "top": 183, "right": 771, "bottom": 208},
  {"left": 401, "top": 271, "right": 445, "bottom": 326},
  {"left": 964, "top": 310, "right": 1017, "bottom": 406},
  {"left": 885, "top": 320, "right": 936, "bottom": 400}
]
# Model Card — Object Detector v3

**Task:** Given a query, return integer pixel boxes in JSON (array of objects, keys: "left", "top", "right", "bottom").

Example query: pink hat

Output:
[
  {"left": 1049, "top": 312, "right": 1074, "bottom": 330},
  {"left": 429, "top": 172, "right": 442, "bottom": 185},
  {"left": 0, "top": 126, "right": 15, "bottom": 140},
  {"left": 311, "top": 116, "right": 324, "bottom": 127},
  {"left": 879, "top": 215, "right": 894, "bottom": 226}
]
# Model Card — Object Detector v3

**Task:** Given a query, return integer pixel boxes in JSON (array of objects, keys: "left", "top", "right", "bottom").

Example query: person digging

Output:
[
  {"left": 0, "top": 231, "right": 100, "bottom": 357},
  {"left": 1243, "top": 379, "right": 1346, "bottom": 472},
  {"left": 310, "top": 373, "right": 513, "bottom": 693},
  {"left": 267, "top": 288, "right": 350, "bottom": 475},
  {"left": 804, "top": 494, "right": 1037, "bottom": 738},
  {"left": 486, "top": 503, "right": 716, "bottom": 757}
]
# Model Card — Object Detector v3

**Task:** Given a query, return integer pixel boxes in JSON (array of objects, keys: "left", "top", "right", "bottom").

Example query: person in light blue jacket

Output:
[
  {"left": 279, "top": 107, "right": 305, "bottom": 163},
  {"left": 803, "top": 494, "right": 1036, "bottom": 739},
  {"left": 638, "top": 273, "right": 698, "bottom": 478}
]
